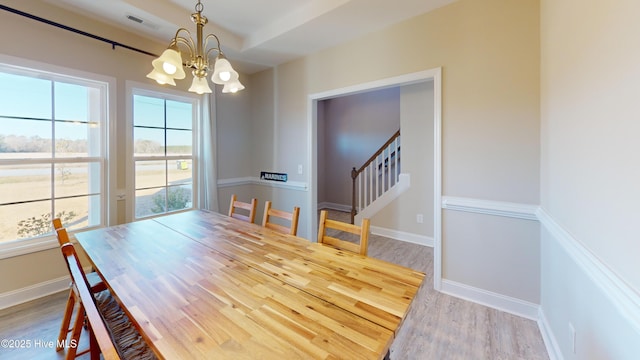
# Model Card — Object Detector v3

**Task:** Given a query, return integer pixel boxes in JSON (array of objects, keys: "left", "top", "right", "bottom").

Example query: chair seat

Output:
[{"left": 95, "top": 291, "right": 157, "bottom": 360}]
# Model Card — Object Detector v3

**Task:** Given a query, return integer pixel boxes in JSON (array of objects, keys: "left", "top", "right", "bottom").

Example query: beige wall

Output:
[
  {"left": 373, "top": 81, "right": 435, "bottom": 238},
  {"left": 540, "top": 0, "right": 640, "bottom": 357},
  {"left": 215, "top": 78, "right": 252, "bottom": 180},
  {"left": 248, "top": 69, "right": 275, "bottom": 175},
  {"left": 250, "top": 0, "right": 540, "bottom": 301},
  {"left": 299, "top": 0, "right": 540, "bottom": 202},
  {"left": 540, "top": 0, "right": 640, "bottom": 291}
]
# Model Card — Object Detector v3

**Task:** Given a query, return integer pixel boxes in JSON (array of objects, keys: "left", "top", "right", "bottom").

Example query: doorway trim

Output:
[{"left": 307, "top": 67, "right": 443, "bottom": 290}]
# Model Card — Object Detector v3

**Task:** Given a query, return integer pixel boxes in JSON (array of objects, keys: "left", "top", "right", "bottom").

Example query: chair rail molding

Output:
[
  {"left": 441, "top": 196, "right": 539, "bottom": 221},
  {"left": 217, "top": 177, "right": 308, "bottom": 191}
]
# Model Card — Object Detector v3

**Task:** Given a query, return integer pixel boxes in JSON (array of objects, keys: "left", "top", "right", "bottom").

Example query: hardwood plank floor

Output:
[
  {"left": 0, "top": 211, "right": 548, "bottom": 360},
  {"left": 368, "top": 234, "right": 548, "bottom": 359}
]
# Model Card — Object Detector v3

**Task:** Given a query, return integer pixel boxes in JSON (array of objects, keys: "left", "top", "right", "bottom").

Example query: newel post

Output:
[{"left": 351, "top": 167, "right": 357, "bottom": 224}]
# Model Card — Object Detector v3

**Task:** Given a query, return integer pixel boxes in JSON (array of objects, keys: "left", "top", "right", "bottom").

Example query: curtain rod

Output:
[{"left": 0, "top": 4, "right": 157, "bottom": 58}]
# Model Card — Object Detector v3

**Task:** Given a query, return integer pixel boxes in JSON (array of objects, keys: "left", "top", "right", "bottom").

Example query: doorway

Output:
[{"left": 307, "top": 67, "right": 443, "bottom": 289}]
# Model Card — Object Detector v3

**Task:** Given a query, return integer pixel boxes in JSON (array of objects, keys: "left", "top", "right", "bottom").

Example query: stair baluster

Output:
[{"left": 351, "top": 130, "right": 401, "bottom": 223}]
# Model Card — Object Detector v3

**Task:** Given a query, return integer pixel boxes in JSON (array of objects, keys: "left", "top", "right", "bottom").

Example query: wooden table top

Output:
[{"left": 76, "top": 210, "right": 425, "bottom": 360}]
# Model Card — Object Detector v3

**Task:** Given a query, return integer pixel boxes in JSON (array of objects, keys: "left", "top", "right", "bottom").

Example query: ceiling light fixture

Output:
[{"left": 146, "top": 0, "right": 244, "bottom": 94}]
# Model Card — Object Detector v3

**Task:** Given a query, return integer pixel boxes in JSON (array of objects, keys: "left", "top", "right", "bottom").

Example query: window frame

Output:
[
  {"left": 126, "top": 82, "right": 200, "bottom": 222},
  {"left": 0, "top": 54, "right": 114, "bottom": 259}
]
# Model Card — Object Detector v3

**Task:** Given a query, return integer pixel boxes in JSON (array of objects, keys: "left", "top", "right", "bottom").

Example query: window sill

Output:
[{"left": 0, "top": 236, "right": 59, "bottom": 260}]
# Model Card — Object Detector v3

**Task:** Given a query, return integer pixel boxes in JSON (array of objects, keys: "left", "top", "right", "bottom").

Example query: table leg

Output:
[{"left": 384, "top": 350, "right": 391, "bottom": 360}]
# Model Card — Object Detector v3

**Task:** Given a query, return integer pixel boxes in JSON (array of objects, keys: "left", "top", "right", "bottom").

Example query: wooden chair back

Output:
[
  {"left": 317, "top": 210, "right": 370, "bottom": 256},
  {"left": 228, "top": 194, "right": 257, "bottom": 223},
  {"left": 53, "top": 219, "right": 108, "bottom": 356},
  {"left": 53, "top": 218, "right": 63, "bottom": 231},
  {"left": 262, "top": 201, "right": 300, "bottom": 236},
  {"left": 59, "top": 242, "right": 121, "bottom": 360},
  {"left": 53, "top": 219, "right": 71, "bottom": 246}
]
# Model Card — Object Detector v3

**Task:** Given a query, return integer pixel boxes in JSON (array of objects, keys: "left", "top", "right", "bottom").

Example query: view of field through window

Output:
[
  {"left": 0, "top": 69, "right": 196, "bottom": 243},
  {"left": 0, "top": 69, "right": 105, "bottom": 243},
  {"left": 133, "top": 94, "right": 194, "bottom": 218}
]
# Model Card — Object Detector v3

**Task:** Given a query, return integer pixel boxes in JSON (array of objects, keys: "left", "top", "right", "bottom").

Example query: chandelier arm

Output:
[
  {"left": 174, "top": 36, "right": 196, "bottom": 61},
  {"left": 171, "top": 28, "right": 196, "bottom": 56},
  {"left": 203, "top": 34, "right": 222, "bottom": 58}
]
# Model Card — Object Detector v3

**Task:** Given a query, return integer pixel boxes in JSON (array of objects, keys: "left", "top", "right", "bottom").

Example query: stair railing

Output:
[{"left": 351, "top": 130, "right": 401, "bottom": 223}]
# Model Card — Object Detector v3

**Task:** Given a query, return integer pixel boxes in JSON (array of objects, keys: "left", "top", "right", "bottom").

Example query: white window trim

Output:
[
  {"left": 125, "top": 81, "right": 201, "bottom": 223},
  {"left": 0, "top": 54, "right": 116, "bottom": 260}
]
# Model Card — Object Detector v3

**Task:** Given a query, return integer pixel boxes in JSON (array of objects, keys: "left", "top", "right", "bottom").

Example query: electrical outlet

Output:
[
  {"left": 297, "top": 164, "right": 303, "bottom": 174},
  {"left": 416, "top": 214, "right": 424, "bottom": 223},
  {"left": 569, "top": 323, "right": 576, "bottom": 354}
]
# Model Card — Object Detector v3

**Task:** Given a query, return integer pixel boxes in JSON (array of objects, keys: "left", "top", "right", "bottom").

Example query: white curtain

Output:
[{"left": 198, "top": 92, "right": 219, "bottom": 212}]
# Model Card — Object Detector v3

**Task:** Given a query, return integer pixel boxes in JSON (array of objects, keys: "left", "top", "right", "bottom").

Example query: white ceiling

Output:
[{"left": 43, "top": 0, "right": 456, "bottom": 74}]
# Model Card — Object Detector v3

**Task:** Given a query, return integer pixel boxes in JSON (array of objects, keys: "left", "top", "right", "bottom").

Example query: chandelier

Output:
[{"left": 146, "top": 0, "right": 244, "bottom": 94}]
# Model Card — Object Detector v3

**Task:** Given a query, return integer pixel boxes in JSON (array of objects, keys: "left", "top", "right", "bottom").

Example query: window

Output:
[
  {"left": 0, "top": 64, "right": 107, "bottom": 245},
  {"left": 132, "top": 91, "right": 197, "bottom": 219}
]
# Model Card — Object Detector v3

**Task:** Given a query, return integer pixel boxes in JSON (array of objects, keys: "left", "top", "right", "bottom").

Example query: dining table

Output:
[{"left": 75, "top": 209, "right": 425, "bottom": 359}]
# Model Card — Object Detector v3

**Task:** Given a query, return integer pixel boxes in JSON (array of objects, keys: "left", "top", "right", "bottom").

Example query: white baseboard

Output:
[
  {"left": 537, "top": 307, "right": 563, "bottom": 360},
  {"left": 371, "top": 225, "right": 433, "bottom": 247},
  {"left": 317, "top": 202, "right": 352, "bottom": 212},
  {"left": 0, "top": 275, "right": 70, "bottom": 311},
  {"left": 440, "top": 279, "right": 540, "bottom": 321}
]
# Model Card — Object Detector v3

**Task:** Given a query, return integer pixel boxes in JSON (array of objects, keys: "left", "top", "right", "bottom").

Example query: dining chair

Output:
[
  {"left": 59, "top": 242, "right": 121, "bottom": 359},
  {"left": 317, "top": 210, "right": 370, "bottom": 256},
  {"left": 228, "top": 194, "right": 257, "bottom": 223},
  {"left": 59, "top": 242, "right": 157, "bottom": 360},
  {"left": 53, "top": 219, "right": 107, "bottom": 354},
  {"left": 261, "top": 201, "right": 301, "bottom": 236}
]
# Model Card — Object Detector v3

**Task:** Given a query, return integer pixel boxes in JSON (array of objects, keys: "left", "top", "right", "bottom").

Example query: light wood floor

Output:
[{"left": 0, "top": 211, "right": 549, "bottom": 360}]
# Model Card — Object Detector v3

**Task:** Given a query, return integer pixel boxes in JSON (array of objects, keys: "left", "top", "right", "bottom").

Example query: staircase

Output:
[{"left": 351, "top": 130, "right": 410, "bottom": 223}]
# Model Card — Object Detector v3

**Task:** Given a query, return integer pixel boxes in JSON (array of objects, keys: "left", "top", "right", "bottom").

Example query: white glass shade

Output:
[
  {"left": 211, "top": 56, "right": 235, "bottom": 84},
  {"left": 146, "top": 69, "right": 177, "bottom": 86},
  {"left": 188, "top": 76, "right": 212, "bottom": 94},
  {"left": 151, "top": 48, "right": 186, "bottom": 80},
  {"left": 222, "top": 79, "right": 245, "bottom": 93}
]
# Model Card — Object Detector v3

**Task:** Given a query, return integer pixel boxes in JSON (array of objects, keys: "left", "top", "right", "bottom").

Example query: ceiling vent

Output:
[
  {"left": 125, "top": 14, "right": 158, "bottom": 30},
  {"left": 126, "top": 14, "right": 143, "bottom": 24}
]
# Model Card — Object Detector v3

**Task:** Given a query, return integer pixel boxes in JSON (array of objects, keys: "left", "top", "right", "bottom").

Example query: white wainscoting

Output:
[
  {"left": 537, "top": 208, "right": 640, "bottom": 334},
  {"left": 537, "top": 208, "right": 640, "bottom": 360}
]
